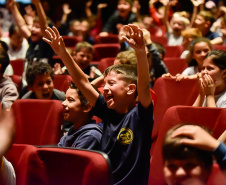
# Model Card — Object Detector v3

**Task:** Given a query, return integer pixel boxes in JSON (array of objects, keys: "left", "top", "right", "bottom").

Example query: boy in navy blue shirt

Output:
[{"left": 43, "top": 24, "right": 153, "bottom": 185}]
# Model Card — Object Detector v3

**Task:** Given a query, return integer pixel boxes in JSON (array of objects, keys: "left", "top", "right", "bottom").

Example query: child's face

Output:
[
  {"left": 103, "top": 71, "right": 131, "bottom": 113},
  {"left": 143, "top": 17, "right": 153, "bottom": 29},
  {"left": 31, "top": 22, "right": 42, "bottom": 42},
  {"left": 194, "top": 15, "right": 206, "bottom": 30},
  {"left": 117, "top": 0, "right": 131, "bottom": 18},
  {"left": 72, "top": 48, "right": 93, "bottom": 70},
  {"left": 10, "top": 30, "right": 23, "bottom": 48},
  {"left": 164, "top": 159, "right": 209, "bottom": 185},
  {"left": 62, "top": 88, "right": 84, "bottom": 123},
  {"left": 31, "top": 73, "right": 54, "bottom": 99},
  {"left": 171, "top": 17, "right": 186, "bottom": 35},
  {"left": 201, "top": 56, "right": 226, "bottom": 87},
  {"left": 192, "top": 42, "right": 211, "bottom": 65}
]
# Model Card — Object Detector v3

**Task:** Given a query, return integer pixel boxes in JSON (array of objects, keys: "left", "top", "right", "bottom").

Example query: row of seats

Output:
[
  {"left": 149, "top": 105, "right": 226, "bottom": 185},
  {"left": 6, "top": 144, "right": 113, "bottom": 185},
  {"left": 8, "top": 102, "right": 226, "bottom": 185}
]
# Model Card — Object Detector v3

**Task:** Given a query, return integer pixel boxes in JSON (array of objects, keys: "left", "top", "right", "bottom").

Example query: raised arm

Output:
[
  {"left": 31, "top": 0, "right": 49, "bottom": 38},
  {"left": 6, "top": 0, "right": 31, "bottom": 39},
  {"left": 160, "top": 0, "right": 170, "bottom": 33},
  {"left": 190, "top": 0, "right": 205, "bottom": 28},
  {"left": 43, "top": 27, "right": 99, "bottom": 106},
  {"left": 122, "top": 24, "right": 152, "bottom": 108}
]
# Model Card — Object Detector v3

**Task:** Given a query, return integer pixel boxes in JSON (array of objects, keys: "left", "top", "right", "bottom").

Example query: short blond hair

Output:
[{"left": 181, "top": 28, "right": 202, "bottom": 38}]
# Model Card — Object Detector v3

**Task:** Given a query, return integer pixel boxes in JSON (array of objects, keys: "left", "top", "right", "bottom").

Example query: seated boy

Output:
[
  {"left": 58, "top": 82, "right": 102, "bottom": 150},
  {"left": 0, "top": 48, "right": 18, "bottom": 110},
  {"left": 53, "top": 41, "right": 102, "bottom": 81},
  {"left": 21, "top": 62, "right": 65, "bottom": 101},
  {"left": 163, "top": 124, "right": 213, "bottom": 185},
  {"left": 43, "top": 24, "right": 153, "bottom": 185}
]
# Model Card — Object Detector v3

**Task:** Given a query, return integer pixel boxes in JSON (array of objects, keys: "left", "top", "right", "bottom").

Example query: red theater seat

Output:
[
  {"left": 149, "top": 106, "right": 226, "bottom": 185},
  {"left": 152, "top": 78, "right": 199, "bottom": 147},
  {"left": 163, "top": 58, "right": 188, "bottom": 75},
  {"left": 164, "top": 45, "right": 183, "bottom": 58},
  {"left": 95, "top": 34, "right": 119, "bottom": 44},
  {"left": 62, "top": 35, "right": 81, "bottom": 48},
  {"left": 6, "top": 144, "right": 113, "bottom": 185},
  {"left": 151, "top": 36, "right": 168, "bottom": 46},
  {"left": 97, "top": 57, "right": 115, "bottom": 73},
  {"left": 10, "top": 59, "right": 25, "bottom": 76},
  {"left": 10, "top": 75, "right": 22, "bottom": 92},
  {"left": 93, "top": 44, "right": 120, "bottom": 61},
  {"left": 12, "top": 99, "right": 64, "bottom": 145},
  {"left": 54, "top": 75, "right": 73, "bottom": 93}
]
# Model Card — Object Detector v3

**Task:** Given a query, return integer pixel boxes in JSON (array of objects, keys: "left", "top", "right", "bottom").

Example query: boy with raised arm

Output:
[{"left": 43, "top": 24, "right": 153, "bottom": 185}]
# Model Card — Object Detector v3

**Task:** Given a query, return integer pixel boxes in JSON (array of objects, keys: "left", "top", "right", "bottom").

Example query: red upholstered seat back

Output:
[
  {"left": 95, "top": 34, "right": 119, "bottom": 44},
  {"left": 10, "top": 59, "right": 25, "bottom": 76},
  {"left": 93, "top": 44, "right": 120, "bottom": 61},
  {"left": 149, "top": 106, "right": 226, "bottom": 185},
  {"left": 6, "top": 144, "right": 113, "bottom": 185},
  {"left": 152, "top": 78, "right": 199, "bottom": 143},
  {"left": 163, "top": 58, "right": 188, "bottom": 75},
  {"left": 12, "top": 99, "right": 64, "bottom": 145},
  {"left": 97, "top": 57, "right": 115, "bottom": 73},
  {"left": 164, "top": 45, "right": 183, "bottom": 58},
  {"left": 53, "top": 75, "right": 73, "bottom": 93}
]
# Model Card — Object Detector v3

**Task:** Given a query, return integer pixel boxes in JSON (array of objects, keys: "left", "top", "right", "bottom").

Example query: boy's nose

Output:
[
  {"left": 43, "top": 83, "right": 49, "bottom": 89},
  {"left": 175, "top": 167, "right": 186, "bottom": 177}
]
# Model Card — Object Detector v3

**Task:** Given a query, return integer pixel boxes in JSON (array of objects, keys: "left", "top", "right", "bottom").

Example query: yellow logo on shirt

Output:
[{"left": 117, "top": 128, "right": 134, "bottom": 145}]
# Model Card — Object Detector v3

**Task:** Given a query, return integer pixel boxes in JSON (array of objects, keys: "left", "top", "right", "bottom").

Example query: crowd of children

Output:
[{"left": 0, "top": 0, "right": 226, "bottom": 184}]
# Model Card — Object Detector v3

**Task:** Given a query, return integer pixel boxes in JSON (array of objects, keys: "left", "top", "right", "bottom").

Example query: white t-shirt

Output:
[
  {"left": 1, "top": 157, "right": 16, "bottom": 185},
  {"left": 202, "top": 90, "right": 226, "bottom": 108},
  {"left": 182, "top": 66, "right": 199, "bottom": 75},
  {"left": 166, "top": 30, "right": 183, "bottom": 46},
  {"left": 1, "top": 37, "right": 29, "bottom": 60}
]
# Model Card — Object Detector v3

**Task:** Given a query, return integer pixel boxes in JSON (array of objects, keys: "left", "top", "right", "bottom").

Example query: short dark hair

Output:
[
  {"left": 69, "top": 81, "right": 99, "bottom": 117},
  {"left": 69, "top": 81, "right": 89, "bottom": 107},
  {"left": 162, "top": 124, "right": 213, "bottom": 172},
  {"left": 0, "top": 47, "right": 9, "bottom": 74},
  {"left": 26, "top": 62, "right": 54, "bottom": 86},
  {"left": 104, "top": 64, "right": 137, "bottom": 85}
]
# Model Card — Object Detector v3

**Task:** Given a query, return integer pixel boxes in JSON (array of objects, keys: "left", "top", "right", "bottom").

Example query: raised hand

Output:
[
  {"left": 191, "top": 0, "right": 204, "bottom": 7},
  {"left": 62, "top": 3, "right": 72, "bottom": 15},
  {"left": 172, "top": 124, "right": 220, "bottom": 151},
  {"left": 97, "top": 3, "right": 108, "bottom": 9},
  {"left": 121, "top": 24, "right": 145, "bottom": 51},
  {"left": 6, "top": 0, "right": 16, "bottom": 10},
  {"left": 43, "top": 26, "right": 66, "bottom": 56}
]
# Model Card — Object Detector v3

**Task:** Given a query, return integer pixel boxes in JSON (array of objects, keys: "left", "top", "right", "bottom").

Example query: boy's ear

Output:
[
  {"left": 127, "top": 84, "right": 136, "bottom": 95},
  {"left": 83, "top": 104, "right": 92, "bottom": 113}
]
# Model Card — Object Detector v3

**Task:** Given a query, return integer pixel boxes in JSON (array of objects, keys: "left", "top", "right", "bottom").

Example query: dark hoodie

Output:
[{"left": 58, "top": 120, "right": 102, "bottom": 150}]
